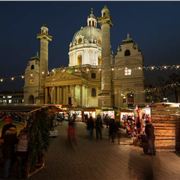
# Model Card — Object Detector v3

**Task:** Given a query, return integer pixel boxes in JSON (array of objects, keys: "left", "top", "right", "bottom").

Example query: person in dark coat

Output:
[
  {"left": 145, "top": 120, "right": 156, "bottom": 155},
  {"left": 95, "top": 114, "right": 103, "bottom": 140},
  {"left": 86, "top": 116, "right": 94, "bottom": 139},
  {"left": 1, "top": 116, "right": 18, "bottom": 178},
  {"left": 109, "top": 119, "right": 118, "bottom": 143}
]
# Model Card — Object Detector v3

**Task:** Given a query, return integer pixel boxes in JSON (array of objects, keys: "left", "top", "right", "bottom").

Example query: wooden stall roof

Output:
[{"left": 0, "top": 105, "right": 43, "bottom": 112}]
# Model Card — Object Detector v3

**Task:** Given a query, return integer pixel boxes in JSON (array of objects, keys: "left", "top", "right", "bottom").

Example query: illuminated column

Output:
[
  {"left": 57, "top": 86, "right": 60, "bottom": 104},
  {"left": 80, "top": 85, "right": 82, "bottom": 106},
  {"left": 66, "top": 86, "right": 69, "bottom": 105},
  {"left": 45, "top": 87, "right": 48, "bottom": 104},
  {"left": 59, "top": 87, "right": 62, "bottom": 104},
  {"left": 98, "top": 6, "right": 113, "bottom": 108},
  {"left": 72, "top": 85, "right": 76, "bottom": 106},
  {"left": 62, "top": 87, "right": 65, "bottom": 104},
  {"left": 37, "top": 25, "right": 52, "bottom": 104},
  {"left": 54, "top": 86, "right": 57, "bottom": 104}
]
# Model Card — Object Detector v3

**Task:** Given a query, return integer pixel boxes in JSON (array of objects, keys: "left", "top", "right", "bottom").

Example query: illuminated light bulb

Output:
[
  {"left": 21, "top": 75, "right": 24, "bottom": 79},
  {"left": 11, "top": 77, "right": 15, "bottom": 80},
  {"left": 52, "top": 69, "right": 55, "bottom": 73},
  {"left": 176, "top": 65, "right": 179, "bottom": 69},
  {"left": 42, "top": 71, "right": 45, "bottom": 75},
  {"left": 138, "top": 67, "right": 142, "bottom": 70},
  {"left": 30, "top": 74, "right": 33, "bottom": 77},
  {"left": 86, "top": 68, "right": 89, "bottom": 72},
  {"left": 163, "top": 66, "right": 167, "bottom": 69},
  {"left": 151, "top": 66, "right": 155, "bottom": 70},
  {"left": 0, "top": 78, "right": 3, "bottom": 82},
  {"left": 111, "top": 68, "right": 114, "bottom": 71},
  {"left": 99, "top": 68, "right": 101, "bottom": 71}
]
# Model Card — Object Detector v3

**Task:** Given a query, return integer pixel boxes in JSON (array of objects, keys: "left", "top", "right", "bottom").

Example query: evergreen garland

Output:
[{"left": 27, "top": 107, "right": 51, "bottom": 172}]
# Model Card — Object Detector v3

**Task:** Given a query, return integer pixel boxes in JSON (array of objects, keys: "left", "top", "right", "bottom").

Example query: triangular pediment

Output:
[{"left": 46, "top": 71, "right": 82, "bottom": 81}]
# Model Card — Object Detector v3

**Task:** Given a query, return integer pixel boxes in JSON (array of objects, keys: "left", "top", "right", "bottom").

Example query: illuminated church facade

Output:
[{"left": 24, "top": 6, "right": 145, "bottom": 109}]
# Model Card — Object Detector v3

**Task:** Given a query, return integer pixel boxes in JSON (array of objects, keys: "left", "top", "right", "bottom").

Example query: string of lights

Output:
[{"left": 0, "top": 64, "right": 179, "bottom": 83}]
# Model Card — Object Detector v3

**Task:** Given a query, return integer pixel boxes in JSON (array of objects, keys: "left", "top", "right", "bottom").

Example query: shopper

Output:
[
  {"left": 95, "top": 114, "right": 103, "bottom": 140},
  {"left": 145, "top": 120, "right": 156, "bottom": 155},
  {"left": 86, "top": 116, "right": 94, "bottom": 139},
  {"left": 1, "top": 116, "right": 18, "bottom": 178}
]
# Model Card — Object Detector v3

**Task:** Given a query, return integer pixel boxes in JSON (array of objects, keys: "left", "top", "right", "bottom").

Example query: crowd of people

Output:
[
  {"left": 0, "top": 110, "right": 156, "bottom": 178},
  {"left": 85, "top": 114, "right": 122, "bottom": 144},
  {"left": 84, "top": 112, "right": 156, "bottom": 155}
]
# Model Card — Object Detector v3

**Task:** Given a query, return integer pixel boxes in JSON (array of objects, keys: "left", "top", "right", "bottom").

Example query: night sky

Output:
[{"left": 0, "top": 1, "right": 180, "bottom": 91}]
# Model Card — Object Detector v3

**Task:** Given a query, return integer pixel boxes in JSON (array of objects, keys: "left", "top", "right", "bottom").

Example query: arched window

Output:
[
  {"left": 124, "top": 49, "right": 131, "bottom": 56},
  {"left": 91, "top": 88, "right": 96, "bottom": 97},
  {"left": 77, "top": 55, "right": 82, "bottom": 65},
  {"left": 127, "top": 93, "right": 134, "bottom": 104},
  {"left": 92, "top": 21, "right": 94, "bottom": 27},
  {"left": 78, "top": 38, "right": 82, "bottom": 44},
  {"left": 31, "top": 65, "right": 34, "bottom": 70},
  {"left": 91, "top": 73, "right": 96, "bottom": 79}
]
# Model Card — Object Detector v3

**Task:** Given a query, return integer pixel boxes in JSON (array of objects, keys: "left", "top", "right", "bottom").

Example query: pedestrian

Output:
[
  {"left": 16, "top": 127, "right": 29, "bottom": 178},
  {"left": 67, "top": 116, "right": 76, "bottom": 143},
  {"left": 109, "top": 118, "right": 118, "bottom": 143},
  {"left": 115, "top": 120, "right": 121, "bottom": 145},
  {"left": 1, "top": 116, "right": 18, "bottom": 178},
  {"left": 95, "top": 114, "right": 103, "bottom": 140},
  {"left": 86, "top": 115, "right": 94, "bottom": 139},
  {"left": 145, "top": 120, "right": 156, "bottom": 155}
]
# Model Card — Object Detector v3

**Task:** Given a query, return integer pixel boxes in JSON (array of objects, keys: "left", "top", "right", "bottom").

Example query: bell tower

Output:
[
  {"left": 37, "top": 25, "right": 52, "bottom": 104},
  {"left": 98, "top": 6, "right": 113, "bottom": 109}
]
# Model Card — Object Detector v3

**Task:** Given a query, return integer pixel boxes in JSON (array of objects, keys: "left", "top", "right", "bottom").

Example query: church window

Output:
[
  {"left": 77, "top": 55, "right": 82, "bottom": 65},
  {"left": 124, "top": 49, "right": 131, "bottom": 56},
  {"left": 31, "top": 65, "right": 34, "bottom": 70},
  {"left": 125, "top": 67, "right": 132, "bottom": 76},
  {"left": 78, "top": 38, "right": 82, "bottom": 44},
  {"left": 127, "top": 93, "right": 134, "bottom": 105},
  {"left": 92, "top": 21, "right": 94, "bottom": 27},
  {"left": 91, "top": 88, "right": 96, "bottom": 97},
  {"left": 91, "top": 73, "right": 96, "bottom": 79}
]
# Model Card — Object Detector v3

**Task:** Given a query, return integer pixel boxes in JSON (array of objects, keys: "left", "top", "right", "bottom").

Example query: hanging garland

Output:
[{"left": 27, "top": 107, "right": 52, "bottom": 173}]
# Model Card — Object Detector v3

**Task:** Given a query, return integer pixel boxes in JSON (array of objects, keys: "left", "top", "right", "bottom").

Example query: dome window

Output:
[
  {"left": 31, "top": 65, "right": 34, "bottom": 70},
  {"left": 78, "top": 38, "right": 82, "bottom": 44},
  {"left": 77, "top": 55, "right": 82, "bottom": 65},
  {"left": 124, "top": 49, "right": 131, "bottom": 56}
]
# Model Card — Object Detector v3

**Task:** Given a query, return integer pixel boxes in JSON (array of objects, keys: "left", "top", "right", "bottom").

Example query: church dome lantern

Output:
[{"left": 87, "top": 8, "right": 97, "bottom": 27}]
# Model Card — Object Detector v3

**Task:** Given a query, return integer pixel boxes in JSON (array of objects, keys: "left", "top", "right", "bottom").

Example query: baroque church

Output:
[{"left": 24, "top": 6, "right": 145, "bottom": 109}]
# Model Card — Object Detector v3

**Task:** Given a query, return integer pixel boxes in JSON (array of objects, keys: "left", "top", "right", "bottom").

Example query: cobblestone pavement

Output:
[{"left": 29, "top": 122, "right": 180, "bottom": 180}]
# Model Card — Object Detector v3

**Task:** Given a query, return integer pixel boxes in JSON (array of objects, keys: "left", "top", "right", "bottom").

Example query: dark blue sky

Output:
[{"left": 0, "top": 1, "right": 180, "bottom": 91}]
